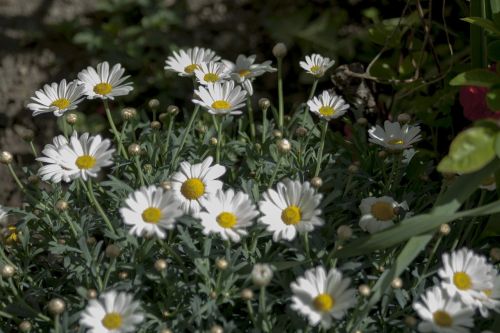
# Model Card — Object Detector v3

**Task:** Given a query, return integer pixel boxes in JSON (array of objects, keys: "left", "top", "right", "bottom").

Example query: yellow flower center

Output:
[
  {"left": 180, "top": 178, "right": 205, "bottom": 200},
  {"left": 239, "top": 69, "right": 251, "bottom": 77},
  {"left": 4, "top": 226, "right": 18, "bottom": 244},
  {"left": 211, "top": 100, "right": 231, "bottom": 110},
  {"left": 319, "top": 106, "right": 335, "bottom": 117},
  {"left": 141, "top": 207, "right": 162, "bottom": 224},
  {"left": 313, "top": 293, "right": 335, "bottom": 312},
  {"left": 93, "top": 82, "right": 113, "bottom": 95},
  {"left": 281, "top": 205, "right": 302, "bottom": 225},
  {"left": 203, "top": 73, "right": 220, "bottom": 82},
  {"left": 432, "top": 310, "right": 453, "bottom": 327},
  {"left": 50, "top": 98, "right": 70, "bottom": 110},
  {"left": 216, "top": 211, "right": 237, "bottom": 228},
  {"left": 184, "top": 64, "right": 199, "bottom": 74},
  {"left": 387, "top": 138, "right": 404, "bottom": 145},
  {"left": 310, "top": 65, "right": 322, "bottom": 73},
  {"left": 75, "top": 155, "right": 96, "bottom": 170},
  {"left": 453, "top": 272, "right": 472, "bottom": 290},
  {"left": 370, "top": 201, "right": 395, "bottom": 221},
  {"left": 101, "top": 312, "right": 123, "bottom": 330}
]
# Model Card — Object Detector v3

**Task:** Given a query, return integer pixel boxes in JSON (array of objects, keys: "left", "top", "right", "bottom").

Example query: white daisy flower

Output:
[
  {"left": 0, "top": 205, "right": 8, "bottom": 227},
  {"left": 222, "top": 54, "right": 276, "bottom": 95},
  {"left": 198, "top": 189, "right": 259, "bottom": 242},
  {"left": 290, "top": 266, "right": 356, "bottom": 329},
  {"left": 299, "top": 54, "right": 335, "bottom": 78},
  {"left": 37, "top": 132, "right": 114, "bottom": 183},
  {"left": 413, "top": 285, "right": 474, "bottom": 333},
  {"left": 192, "top": 80, "right": 247, "bottom": 115},
  {"left": 78, "top": 61, "right": 133, "bottom": 100},
  {"left": 120, "top": 186, "right": 184, "bottom": 239},
  {"left": 164, "top": 47, "right": 220, "bottom": 77},
  {"left": 438, "top": 248, "right": 495, "bottom": 306},
  {"left": 194, "top": 61, "right": 230, "bottom": 85},
  {"left": 479, "top": 175, "right": 496, "bottom": 191},
  {"left": 307, "top": 90, "right": 350, "bottom": 121},
  {"left": 403, "top": 148, "right": 417, "bottom": 164},
  {"left": 80, "top": 290, "right": 144, "bottom": 333},
  {"left": 171, "top": 156, "right": 226, "bottom": 215},
  {"left": 368, "top": 120, "right": 422, "bottom": 150},
  {"left": 473, "top": 273, "right": 500, "bottom": 317},
  {"left": 258, "top": 179, "right": 323, "bottom": 242},
  {"left": 27, "top": 79, "right": 85, "bottom": 117},
  {"left": 358, "top": 196, "right": 409, "bottom": 234}
]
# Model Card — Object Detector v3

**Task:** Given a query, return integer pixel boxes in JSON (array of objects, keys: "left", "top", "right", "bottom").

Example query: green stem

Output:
[
  {"left": 29, "top": 141, "right": 38, "bottom": 158},
  {"left": 303, "top": 232, "right": 311, "bottom": 261},
  {"left": 387, "top": 152, "right": 403, "bottom": 193},
  {"left": 7, "top": 164, "right": 24, "bottom": 191},
  {"left": 82, "top": 179, "right": 116, "bottom": 236},
  {"left": 277, "top": 58, "right": 284, "bottom": 131},
  {"left": 104, "top": 100, "right": 128, "bottom": 159},
  {"left": 54, "top": 314, "right": 60, "bottom": 333},
  {"left": 247, "top": 97, "right": 256, "bottom": 140},
  {"left": 246, "top": 300, "right": 257, "bottom": 328},
  {"left": 63, "top": 212, "right": 79, "bottom": 240},
  {"left": 262, "top": 106, "right": 268, "bottom": 144},
  {"left": 173, "top": 105, "right": 200, "bottom": 168},
  {"left": 268, "top": 157, "right": 283, "bottom": 188},
  {"left": 470, "top": 0, "right": 487, "bottom": 68},
  {"left": 62, "top": 121, "right": 69, "bottom": 138},
  {"left": 163, "top": 116, "right": 175, "bottom": 162},
  {"left": 314, "top": 120, "right": 329, "bottom": 177},
  {"left": 259, "top": 286, "right": 268, "bottom": 332},
  {"left": 301, "top": 79, "right": 318, "bottom": 126},
  {"left": 134, "top": 156, "right": 145, "bottom": 187},
  {"left": 102, "top": 258, "right": 116, "bottom": 290},
  {"left": 216, "top": 116, "right": 224, "bottom": 164}
]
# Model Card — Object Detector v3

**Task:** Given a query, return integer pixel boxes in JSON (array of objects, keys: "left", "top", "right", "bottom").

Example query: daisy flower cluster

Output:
[{"left": 0, "top": 44, "right": 498, "bottom": 333}]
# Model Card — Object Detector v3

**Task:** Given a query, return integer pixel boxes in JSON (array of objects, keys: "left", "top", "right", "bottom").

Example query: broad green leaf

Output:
[
  {"left": 437, "top": 127, "right": 496, "bottom": 173},
  {"left": 462, "top": 17, "right": 500, "bottom": 35},
  {"left": 487, "top": 88, "right": 500, "bottom": 111},
  {"left": 449, "top": 69, "right": 500, "bottom": 87}
]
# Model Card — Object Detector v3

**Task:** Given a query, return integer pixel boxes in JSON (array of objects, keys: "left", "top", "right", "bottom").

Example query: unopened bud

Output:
[
  {"left": 19, "top": 320, "right": 32, "bottom": 332},
  {"left": 356, "top": 117, "right": 368, "bottom": 126},
  {"left": 277, "top": 139, "right": 291, "bottom": 154},
  {"left": 337, "top": 225, "right": 353, "bottom": 241},
  {"left": 66, "top": 113, "right": 78, "bottom": 125},
  {"left": 215, "top": 258, "right": 229, "bottom": 270},
  {"left": 404, "top": 315, "right": 417, "bottom": 327},
  {"left": 272, "top": 42, "right": 287, "bottom": 58},
  {"left": 154, "top": 259, "right": 168, "bottom": 272},
  {"left": 167, "top": 105, "right": 179, "bottom": 116},
  {"left": 272, "top": 129, "right": 282, "bottom": 139},
  {"left": 490, "top": 247, "right": 500, "bottom": 262},
  {"left": 121, "top": 107, "right": 137, "bottom": 121},
  {"left": 348, "top": 164, "right": 359, "bottom": 174},
  {"left": 55, "top": 200, "right": 68, "bottom": 212},
  {"left": 150, "top": 121, "right": 161, "bottom": 130},
  {"left": 439, "top": 224, "right": 451, "bottom": 236},
  {"left": 18, "top": 128, "right": 35, "bottom": 141},
  {"left": 358, "top": 284, "right": 371, "bottom": 297},
  {"left": 210, "top": 324, "right": 224, "bottom": 333},
  {"left": 160, "top": 329, "right": 173, "bottom": 333},
  {"left": 28, "top": 175, "right": 40, "bottom": 185},
  {"left": 128, "top": 143, "right": 141, "bottom": 156},
  {"left": 87, "top": 289, "right": 97, "bottom": 299},
  {"left": 295, "top": 126, "right": 308, "bottom": 137},
  {"left": 258, "top": 98, "right": 271, "bottom": 110},
  {"left": 118, "top": 271, "right": 129, "bottom": 280},
  {"left": 391, "top": 277, "right": 403, "bottom": 289},
  {"left": 48, "top": 298, "right": 65, "bottom": 315},
  {"left": 148, "top": 99, "right": 160, "bottom": 110},
  {"left": 105, "top": 244, "right": 121, "bottom": 258},
  {"left": 241, "top": 288, "right": 254, "bottom": 300},
  {"left": 397, "top": 113, "right": 411, "bottom": 124},
  {"left": 311, "top": 177, "right": 323, "bottom": 189},
  {"left": 143, "top": 164, "right": 153, "bottom": 174},
  {"left": 1, "top": 264, "right": 15, "bottom": 278},
  {"left": 378, "top": 150, "right": 387, "bottom": 159},
  {"left": 251, "top": 263, "right": 273, "bottom": 287},
  {"left": 0, "top": 151, "right": 13, "bottom": 164},
  {"left": 210, "top": 137, "right": 218, "bottom": 145},
  {"left": 160, "top": 181, "right": 172, "bottom": 191}
]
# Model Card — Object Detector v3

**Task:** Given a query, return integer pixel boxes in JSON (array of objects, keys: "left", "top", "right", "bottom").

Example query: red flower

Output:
[{"left": 459, "top": 86, "right": 500, "bottom": 121}]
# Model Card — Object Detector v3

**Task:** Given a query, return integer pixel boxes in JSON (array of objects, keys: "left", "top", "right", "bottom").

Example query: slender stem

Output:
[
  {"left": 29, "top": 141, "right": 38, "bottom": 158},
  {"left": 163, "top": 115, "right": 175, "bottom": 161},
  {"left": 314, "top": 120, "right": 329, "bottom": 177},
  {"left": 277, "top": 58, "right": 284, "bottom": 131},
  {"left": 173, "top": 105, "right": 200, "bottom": 168},
  {"left": 82, "top": 179, "right": 116, "bottom": 236},
  {"left": 103, "top": 100, "right": 128, "bottom": 159},
  {"left": 63, "top": 212, "right": 79, "bottom": 239},
  {"left": 102, "top": 258, "right": 116, "bottom": 290},
  {"left": 7, "top": 164, "right": 24, "bottom": 191},
  {"left": 259, "top": 286, "right": 268, "bottom": 332},
  {"left": 134, "top": 156, "right": 145, "bottom": 186},
  {"left": 303, "top": 232, "right": 311, "bottom": 261},
  {"left": 246, "top": 300, "right": 257, "bottom": 328},
  {"left": 62, "top": 120, "right": 69, "bottom": 138},
  {"left": 268, "top": 157, "right": 283, "bottom": 188},
  {"left": 262, "top": 106, "right": 268, "bottom": 144},
  {"left": 54, "top": 314, "right": 60, "bottom": 333},
  {"left": 387, "top": 152, "right": 403, "bottom": 193},
  {"left": 216, "top": 116, "right": 223, "bottom": 164},
  {"left": 301, "top": 79, "right": 318, "bottom": 126},
  {"left": 247, "top": 97, "right": 256, "bottom": 140}
]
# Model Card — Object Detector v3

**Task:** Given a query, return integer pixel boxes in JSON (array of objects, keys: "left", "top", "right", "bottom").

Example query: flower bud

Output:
[
  {"left": 121, "top": 107, "right": 137, "bottom": 121},
  {"left": 356, "top": 117, "right": 368, "bottom": 126},
  {"left": 87, "top": 289, "right": 97, "bottom": 299},
  {"left": 128, "top": 143, "right": 141, "bottom": 156},
  {"left": 196, "top": 124, "right": 207, "bottom": 134},
  {"left": 86, "top": 236, "right": 96, "bottom": 246},
  {"left": 347, "top": 164, "right": 359, "bottom": 174},
  {"left": 1, "top": 264, "right": 15, "bottom": 278},
  {"left": 210, "top": 325, "right": 224, "bottom": 333},
  {"left": 254, "top": 143, "right": 261, "bottom": 151},
  {"left": 159, "top": 113, "right": 169, "bottom": 123},
  {"left": 378, "top": 150, "right": 387, "bottom": 159},
  {"left": 241, "top": 288, "right": 254, "bottom": 300},
  {"left": 118, "top": 271, "right": 129, "bottom": 280},
  {"left": 272, "top": 129, "right": 282, "bottom": 139},
  {"left": 148, "top": 99, "right": 160, "bottom": 110},
  {"left": 404, "top": 315, "right": 417, "bottom": 327},
  {"left": 28, "top": 175, "right": 40, "bottom": 185},
  {"left": 160, "top": 181, "right": 172, "bottom": 191},
  {"left": 277, "top": 139, "right": 291, "bottom": 154},
  {"left": 55, "top": 200, "right": 68, "bottom": 212},
  {"left": 167, "top": 105, "right": 179, "bottom": 116},
  {"left": 48, "top": 298, "right": 65, "bottom": 315},
  {"left": 105, "top": 244, "right": 121, "bottom": 258},
  {"left": 310, "top": 176, "right": 323, "bottom": 189},
  {"left": 251, "top": 263, "right": 273, "bottom": 287},
  {"left": 17, "top": 127, "right": 35, "bottom": 141},
  {"left": 66, "top": 113, "right": 78, "bottom": 125},
  {"left": 0, "top": 151, "right": 13, "bottom": 164},
  {"left": 215, "top": 258, "right": 229, "bottom": 270},
  {"left": 210, "top": 137, "right": 218, "bottom": 145},
  {"left": 143, "top": 164, "right": 153, "bottom": 174},
  {"left": 337, "top": 225, "right": 353, "bottom": 241},
  {"left": 150, "top": 121, "right": 161, "bottom": 130},
  {"left": 155, "top": 259, "right": 168, "bottom": 272},
  {"left": 19, "top": 321, "right": 32, "bottom": 332},
  {"left": 160, "top": 329, "right": 173, "bottom": 333},
  {"left": 295, "top": 126, "right": 308, "bottom": 137},
  {"left": 397, "top": 113, "right": 411, "bottom": 124},
  {"left": 391, "top": 277, "right": 403, "bottom": 289},
  {"left": 490, "top": 247, "right": 500, "bottom": 262},
  {"left": 439, "top": 223, "right": 451, "bottom": 236},
  {"left": 258, "top": 98, "right": 271, "bottom": 110},
  {"left": 272, "top": 42, "right": 287, "bottom": 58},
  {"left": 358, "top": 284, "right": 371, "bottom": 297}
]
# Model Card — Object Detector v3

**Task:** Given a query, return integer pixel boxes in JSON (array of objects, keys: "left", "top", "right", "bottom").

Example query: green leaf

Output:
[
  {"left": 486, "top": 88, "right": 500, "bottom": 110},
  {"left": 437, "top": 127, "right": 497, "bottom": 173},
  {"left": 462, "top": 17, "right": 500, "bottom": 35},
  {"left": 449, "top": 69, "right": 500, "bottom": 87}
]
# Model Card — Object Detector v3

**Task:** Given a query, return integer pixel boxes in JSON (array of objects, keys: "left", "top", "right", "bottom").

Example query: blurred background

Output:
[{"left": 0, "top": 0, "right": 469, "bottom": 205}]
